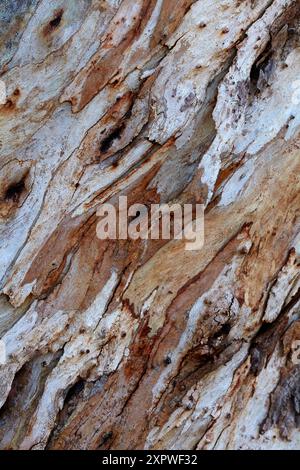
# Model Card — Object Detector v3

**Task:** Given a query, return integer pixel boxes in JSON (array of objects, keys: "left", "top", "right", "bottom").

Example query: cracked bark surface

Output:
[{"left": 0, "top": 0, "right": 300, "bottom": 450}]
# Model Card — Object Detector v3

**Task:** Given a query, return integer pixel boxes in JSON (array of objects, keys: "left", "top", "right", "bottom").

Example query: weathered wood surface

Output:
[{"left": 0, "top": 0, "right": 299, "bottom": 450}]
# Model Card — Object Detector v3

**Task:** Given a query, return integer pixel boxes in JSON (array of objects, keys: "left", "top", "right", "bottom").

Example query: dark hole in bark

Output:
[
  {"left": 101, "top": 431, "right": 113, "bottom": 444},
  {"left": 64, "top": 380, "right": 84, "bottom": 404},
  {"left": 4, "top": 177, "right": 26, "bottom": 202},
  {"left": 213, "top": 322, "right": 231, "bottom": 339},
  {"left": 250, "top": 62, "right": 261, "bottom": 85},
  {"left": 49, "top": 9, "right": 63, "bottom": 30},
  {"left": 100, "top": 124, "right": 125, "bottom": 153},
  {"left": 164, "top": 356, "right": 172, "bottom": 365},
  {"left": 250, "top": 40, "right": 272, "bottom": 91}
]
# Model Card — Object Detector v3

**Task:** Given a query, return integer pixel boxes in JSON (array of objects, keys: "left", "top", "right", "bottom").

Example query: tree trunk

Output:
[{"left": 0, "top": 0, "right": 300, "bottom": 450}]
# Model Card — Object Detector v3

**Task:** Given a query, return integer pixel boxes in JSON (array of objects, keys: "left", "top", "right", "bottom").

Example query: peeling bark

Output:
[{"left": 0, "top": 0, "right": 300, "bottom": 450}]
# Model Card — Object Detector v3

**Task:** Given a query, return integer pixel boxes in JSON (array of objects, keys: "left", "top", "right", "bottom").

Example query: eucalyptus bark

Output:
[{"left": 0, "top": 0, "right": 300, "bottom": 450}]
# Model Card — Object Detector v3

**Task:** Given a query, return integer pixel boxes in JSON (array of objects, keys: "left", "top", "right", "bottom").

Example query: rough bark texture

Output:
[{"left": 0, "top": 0, "right": 300, "bottom": 450}]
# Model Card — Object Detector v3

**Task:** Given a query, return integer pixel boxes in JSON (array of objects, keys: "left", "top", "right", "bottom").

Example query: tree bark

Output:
[{"left": 0, "top": 0, "right": 300, "bottom": 450}]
